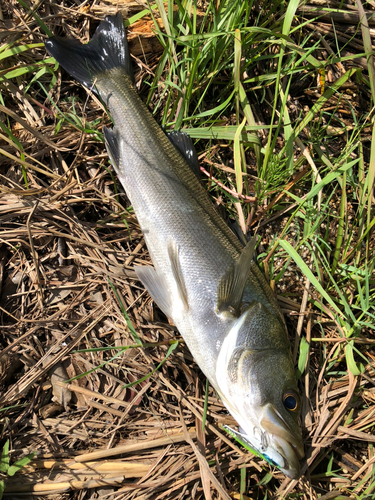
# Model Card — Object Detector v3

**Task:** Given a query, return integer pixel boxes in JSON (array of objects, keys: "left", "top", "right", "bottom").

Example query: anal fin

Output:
[
  {"left": 134, "top": 265, "right": 173, "bottom": 320},
  {"left": 103, "top": 126, "right": 121, "bottom": 174}
]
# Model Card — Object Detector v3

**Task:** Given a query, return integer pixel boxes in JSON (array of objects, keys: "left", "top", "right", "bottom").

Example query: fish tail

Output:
[{"left": 44, "top": 12, "right": 134, "bottom": 91}]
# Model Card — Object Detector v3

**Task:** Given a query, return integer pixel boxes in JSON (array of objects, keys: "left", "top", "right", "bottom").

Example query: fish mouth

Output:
[
  {"left": 220, "top": 394, "right": 304, "bottom": 478},
  {"left": 260, "top": 403, "right": 304, "bottom": 479},
  {"left": 224, "top": 400, "right": 304, "bottom": 479}
]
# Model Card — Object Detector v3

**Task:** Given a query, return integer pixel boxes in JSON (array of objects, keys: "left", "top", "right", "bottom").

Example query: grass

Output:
[
  {"left": 1, "top": 0, "right": 375, "bottom": 498},
  {"left": 0, "top": 440, "right": 34, "bottom": 499}
]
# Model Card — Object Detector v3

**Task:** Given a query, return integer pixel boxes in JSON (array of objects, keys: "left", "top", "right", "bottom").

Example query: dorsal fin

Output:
[
  {"left": 167, "top": 131, "right": 200, "bottom": 179},
  {"left": 216, "top": 237, "right": 257, "bottom": 318}
]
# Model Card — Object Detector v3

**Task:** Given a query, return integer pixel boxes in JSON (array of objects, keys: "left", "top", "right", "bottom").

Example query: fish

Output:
[{"left": 45, "top": 13, "right": 304, "bottom": 478}]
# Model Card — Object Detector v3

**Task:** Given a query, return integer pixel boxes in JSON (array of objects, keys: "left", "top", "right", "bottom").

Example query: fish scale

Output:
[
  {"left": 95, "top": 69, "right": 281, "bottom": 379},
  {"left": 45, "top": 12, "right": 304, "bottom": 478}
]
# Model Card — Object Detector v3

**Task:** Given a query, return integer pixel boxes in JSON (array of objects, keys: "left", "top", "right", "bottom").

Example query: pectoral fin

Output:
[
  {"left": 216, "top": 237, "right": 257, "bottom": 318},
  {"left": 168, "top": 241, "right": 189, "bottom": 310},
  {"left": 134, "top": 265, "right": 173, "bottom": 319}
]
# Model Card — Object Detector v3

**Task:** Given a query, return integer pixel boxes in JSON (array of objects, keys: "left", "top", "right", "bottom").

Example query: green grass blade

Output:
[
  {"left": 296, "top": 336, "right": 310, "bottom": 379},
  {"left": 0, "top": 43, "right": 43, "bottom": 61},
  {"left": 202, "top": 377, "right": 209, "bottom": 433},
  {"left": 0, "top": 441, "right": 9, "bottom": 473},
  {"left": 240, "top": 467, "right": 247, "bottom": 500},
  {"left": 238, "top": 82, "right": 262, "bottom": 169},
  {"left": 291, "top": 68, "right": 358, "bottom": 143},
  {"left": 234, "top": 28, "right": 242, "bottom": 123},
  {"left": 355, "top": 0, "right": 375, "bottom": 102},
  {"left": 282, "top": 0, "right": 299, "bottom": 36},
  {"left": 279, "top": 239, "right": 343, "bottom": 317},
  {"left": 7, "top": 453, "right": 35, "bottom": 477},
  {"left": 185, "top": 125, "right": 262, "bottom": 143},
  {"left": 234, "top": 117, "right": 247, "bottom": 194},
  {"left": 15, "top": 0, "right": 53, "bottom": 36},
  {"left": 108, "top": 279, "right": 143, "bottom": 345},
  {"left": 122, "top": 341, "right": 179, "bottom": 388},
  {"left": 345, "top": 341, "right": 363, "bottom": 376},
  {"left": 66, "top": 349, "right": 127, "bottom": 382}
]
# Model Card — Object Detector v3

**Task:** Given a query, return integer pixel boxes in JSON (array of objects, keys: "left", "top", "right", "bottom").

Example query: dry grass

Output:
[{"left": 1, "top": 0, "right": 375, "bottom": 499}]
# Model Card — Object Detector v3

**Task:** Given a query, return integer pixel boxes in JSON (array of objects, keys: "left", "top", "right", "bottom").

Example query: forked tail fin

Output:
[{"left": 44, "top": 12, "right": 134, "bottom": 91}]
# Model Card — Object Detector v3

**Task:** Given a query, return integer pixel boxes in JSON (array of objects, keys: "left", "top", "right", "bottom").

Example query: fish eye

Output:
[{"left": 283, "top": 391, "right": 299, "bottom": 412}]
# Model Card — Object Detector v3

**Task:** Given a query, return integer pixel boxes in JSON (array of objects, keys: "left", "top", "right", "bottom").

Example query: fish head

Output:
[
  {"left": 234, "top": 348, "right": 304, "bottom": 478},
  {"left": 216, "top": 302, "right": 304, "bottom": 478}
]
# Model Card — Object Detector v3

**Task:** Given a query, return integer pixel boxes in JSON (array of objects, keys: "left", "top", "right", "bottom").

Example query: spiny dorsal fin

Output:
[
  {"left": 168, "top": 241, "right": 189, "bottom": 310},
  {"left": 216, "top": 237, "right": 257, "bottom": 318},
  {"left": 167, "top": 131, "right": 200, "bottom": 179}
]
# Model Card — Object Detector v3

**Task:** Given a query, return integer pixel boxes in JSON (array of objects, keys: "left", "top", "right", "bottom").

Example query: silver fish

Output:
[{"left": 45, "top": 13, "right": 304, "bottom": 478}]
